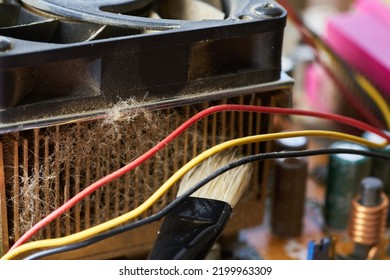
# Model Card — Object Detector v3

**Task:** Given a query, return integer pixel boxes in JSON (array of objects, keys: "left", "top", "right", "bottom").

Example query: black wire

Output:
[{"left": 24, "top": 148, "right": 390, "bottom": 260}]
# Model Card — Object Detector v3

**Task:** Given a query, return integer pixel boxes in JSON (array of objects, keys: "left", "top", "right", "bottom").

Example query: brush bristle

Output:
[{"left": 176, "top": 150, "right": 253, "bottom": 207}]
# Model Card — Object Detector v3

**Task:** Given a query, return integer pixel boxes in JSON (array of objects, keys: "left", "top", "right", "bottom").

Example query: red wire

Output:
[{"left": 10, "top": 104, "right": 390, "bottom": 250}]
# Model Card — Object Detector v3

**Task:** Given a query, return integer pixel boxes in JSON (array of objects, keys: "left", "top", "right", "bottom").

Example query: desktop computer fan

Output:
[{"left": 0, "top": 0, "right": 290, "bottom": 259}]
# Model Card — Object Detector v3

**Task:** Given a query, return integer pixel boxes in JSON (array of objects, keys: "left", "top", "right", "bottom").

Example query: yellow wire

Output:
[
  {"left": 1, "top": 130, "right": 386, "bottom": 260},
  {"left": 355, "top": 73, "right": 390, "bottom": 130},
  {"left": 313, "top": 37, "right": 390, "bottom": 129}
]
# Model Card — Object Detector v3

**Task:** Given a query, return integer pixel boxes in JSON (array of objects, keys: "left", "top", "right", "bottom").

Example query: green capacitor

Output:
[
  {"left": 325, "top": 141, "right": 372, "bottom": 229},
  {"left": 362, "top": 131, "right": 390, "bottom": 225}
]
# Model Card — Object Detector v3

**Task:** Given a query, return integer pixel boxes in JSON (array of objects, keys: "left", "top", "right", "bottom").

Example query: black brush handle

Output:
[{"left": 148, "top": 197, "right": 232, "bottom": 260}]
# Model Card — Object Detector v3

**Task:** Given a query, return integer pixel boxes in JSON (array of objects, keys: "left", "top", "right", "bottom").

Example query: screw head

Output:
[
  {"left": 0, "top": 37, "right": 12, "bottom": 52},
  {"left": 252, "top": 3, "right": 284, "bottom": 18}
]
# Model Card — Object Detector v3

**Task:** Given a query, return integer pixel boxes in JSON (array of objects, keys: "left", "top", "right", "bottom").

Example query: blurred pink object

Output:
[
  {"left": 355, "top": 0, "right": 390, "bottom": 28},
  {"left": 325, "top": 0, "right": 390, "bottom": 100},
  {"left": 305, "top": 63, "right": 336, "bottom": 113}
]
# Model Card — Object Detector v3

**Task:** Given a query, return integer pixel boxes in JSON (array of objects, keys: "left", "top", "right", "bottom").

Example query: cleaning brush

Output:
[{"left": 148, "top": 150, "right": 253, "bottom": 260}]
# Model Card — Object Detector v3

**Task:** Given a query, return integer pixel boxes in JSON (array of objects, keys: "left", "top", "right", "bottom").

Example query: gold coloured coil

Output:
[{"left": 348, "top": 193, "right": 388, "bottom": 246}]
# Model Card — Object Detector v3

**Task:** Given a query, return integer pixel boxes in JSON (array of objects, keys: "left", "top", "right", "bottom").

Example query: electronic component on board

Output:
[
  {"left": 271, "top": 156, "right": 307, "bottom": 237},
  {"left": 362, "top": 131, "right": 390, "bottom": 203},
  {"left": 348, "top": 177, "right": 388, "bottom": 259},
  {"left": 307, "top": 237, "right": 333, "bottom": 260},
  {"left": 325, "top": 142, "right": 372, "bottom": 229}
]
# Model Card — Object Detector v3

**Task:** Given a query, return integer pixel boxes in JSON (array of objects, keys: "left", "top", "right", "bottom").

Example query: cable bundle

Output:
[{"left": 0, "top": 102, "right": 388, "bottom": 260}]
